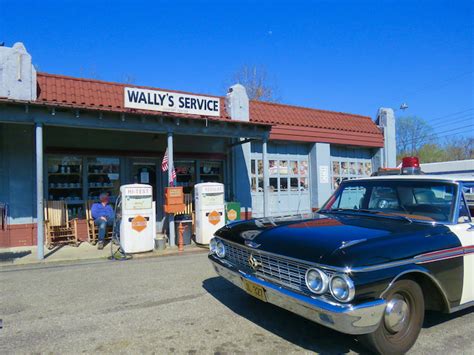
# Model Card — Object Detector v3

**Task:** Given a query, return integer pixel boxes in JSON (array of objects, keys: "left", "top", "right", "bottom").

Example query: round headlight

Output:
[
  {"left": 305, "top": 268, "right": 329, "bottom": 294},
  {"left": 209, "top": 238, "right": 218, "bottom": 254},
  {"left": 216, "top": 240, "right": 226, "bottom": 258},
  {"left": 330, "top": 274, "right": 355, "bottom": 302}
]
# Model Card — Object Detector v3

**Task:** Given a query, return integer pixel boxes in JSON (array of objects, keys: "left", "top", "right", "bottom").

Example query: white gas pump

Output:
[
  {"left": 194, "top": 182, "right": 225, "bottom": 244},
  {"left": 119, "top": 184, "right": 155, "bottom": 253}
]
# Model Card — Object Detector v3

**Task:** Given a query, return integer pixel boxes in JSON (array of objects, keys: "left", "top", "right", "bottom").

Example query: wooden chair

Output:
[
  {"left": 85, "top": 200, "right": 113, "bottom": 245},
  {"left": 44, "top": 200, "right": 79, "bottom": 249}
]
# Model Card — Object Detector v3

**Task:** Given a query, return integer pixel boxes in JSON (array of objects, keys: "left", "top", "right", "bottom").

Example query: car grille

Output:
[{"left": 221, "top": 240, "right": 333, "bottom": 295}]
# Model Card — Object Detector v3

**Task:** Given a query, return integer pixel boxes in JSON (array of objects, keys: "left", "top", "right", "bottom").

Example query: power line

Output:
[
  {"left": 427, "top": 108, "right": 474, "bottom": 124},
  {"left": 430, "top": 116, "right": 474, "bottom": 130},
  {"left": 399, "top": 123, "right": 474, "bottom": 143},
  {"left": 399, "top": 70, "right": 474, "bottom": 99}
]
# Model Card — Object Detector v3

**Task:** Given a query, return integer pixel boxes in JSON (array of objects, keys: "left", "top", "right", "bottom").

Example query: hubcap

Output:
[{"left": 384, "top": 294, "right": 410, "bottom": 333}]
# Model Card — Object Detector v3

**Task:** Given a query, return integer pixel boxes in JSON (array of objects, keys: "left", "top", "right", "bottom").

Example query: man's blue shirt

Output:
[{"left": 91, "top": 203, "right": 114, "bottom": 220}]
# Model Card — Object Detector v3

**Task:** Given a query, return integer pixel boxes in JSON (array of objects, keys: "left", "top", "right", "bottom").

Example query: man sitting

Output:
[{"left": 91, "top": 193, "right": 114, "bottom": 250}]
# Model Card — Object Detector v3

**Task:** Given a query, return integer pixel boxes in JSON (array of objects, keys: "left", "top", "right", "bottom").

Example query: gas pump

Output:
[
  {"left": 119, "top": 184, "right": 155, "bottom": 253},
  {"left": 194, "top": 182, "right": 225, "bottom": 244}
]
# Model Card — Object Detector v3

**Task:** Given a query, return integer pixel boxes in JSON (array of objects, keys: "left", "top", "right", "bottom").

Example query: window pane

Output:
[
  {"left": 258, "top": 177, "right": 263, "bottom": 192},
  {"left": 88, "top": 157, "right": 120, "bottom": 203},
  {"left": 290, "top": 161, "right": 298, "bottom": 175},
  {"left": 175, "top": 161, "right": 196, "bottom": 186},
  {"left": 200, "top": 161, "right": 223, "bottom": 183},
  {"left": 269, "top": 160, "right": 278, "bottom": 176},
  {"left": 300, "top": 177, "right": 308, "bottom": 190},
  {"left": 257, "top": 159, "right": 263, "bottom": 175},
  {"left": 269, "top": 177, "right": 278, "bottom": 191},
  {"left": 358, "top": 162, "right": 364, "bottom": 175},
  {"left": 349, "top": 162, "right": 356, "bottom": 175},
  {"left": 279, "top": 160, "right": 288, "bottom": 175},
  {"left": 251, "top": 177, "right": 257, "bottom": 192},
  {"left": 341, "top": 162, "right": 348, "bottom": 175},
  {"left": 300, "top": 160, "right": 308, "bottom": 176},
  {"left": 48, "top": 156, "right": 83, "bottom": 205},
  {"left": 365, "top": 162, "right": 372, "bottom": 175},
  {"left": 290, "top": 177, "right": 298, "bottom": 191},
  {"left": 251, "top": 159, "right": 256, "bottom": 175},
  {"left": 280, "top": 177, "right": 288, "bottom": 191},
  {"left": 332, "top": 161, "right": 340, "bottom": 175}
]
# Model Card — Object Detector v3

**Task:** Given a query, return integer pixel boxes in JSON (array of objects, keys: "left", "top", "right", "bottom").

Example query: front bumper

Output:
[{"left": 209, "top": 254, "right": 386, "bottom": 335}]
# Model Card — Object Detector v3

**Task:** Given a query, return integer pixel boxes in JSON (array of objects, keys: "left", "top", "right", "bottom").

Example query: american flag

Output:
[
  {"left": 161, "top": 148, "right": 169, "bottom": 172},
  {"left": 162, "top": 148, "right": 177, "bottom": 185}
]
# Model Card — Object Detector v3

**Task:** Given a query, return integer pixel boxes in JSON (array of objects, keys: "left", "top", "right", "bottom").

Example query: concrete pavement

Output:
[
  {"left": 0, "top": 242, "right": 206, "bottom": 266},
  {"left": 0, "top": 253, "right": 472, "bottom": 354}
]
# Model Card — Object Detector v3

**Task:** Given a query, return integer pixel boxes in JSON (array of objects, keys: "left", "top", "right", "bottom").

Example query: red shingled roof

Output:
[{"left": 35, "top": 72, "right": 383, "bottom": 147}]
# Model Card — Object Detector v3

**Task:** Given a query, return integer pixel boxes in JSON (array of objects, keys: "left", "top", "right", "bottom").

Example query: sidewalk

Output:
[{"left": 0, "top": 240, "right": 208, "bottom": 267}]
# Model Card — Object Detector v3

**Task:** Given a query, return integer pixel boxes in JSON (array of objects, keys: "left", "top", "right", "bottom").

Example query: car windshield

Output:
[{"left": 320, "top": 179, "right": 458, "bottom": 223}]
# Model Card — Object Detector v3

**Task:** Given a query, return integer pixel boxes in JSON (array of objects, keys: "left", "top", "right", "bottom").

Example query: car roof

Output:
[{"left": 354, "top": 175, "right": 474, "bottom": 183}]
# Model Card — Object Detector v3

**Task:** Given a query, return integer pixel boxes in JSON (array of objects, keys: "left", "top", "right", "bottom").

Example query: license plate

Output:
[{"left": 242, "top": 278, "right": 267, "bottom": 302}]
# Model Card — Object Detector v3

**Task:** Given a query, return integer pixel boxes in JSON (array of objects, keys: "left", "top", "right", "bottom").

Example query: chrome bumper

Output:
[{"left": 209, "top": 254, "right": 386, "bottom": 335}]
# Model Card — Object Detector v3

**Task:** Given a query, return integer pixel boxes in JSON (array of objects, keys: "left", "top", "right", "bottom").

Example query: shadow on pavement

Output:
[
  {"left": 0, "top": 250, "right": 32, "bottom": 263},
  {"left": 423, "top": 308, "right": 474, "bottom": 328},
  {"left": 202, "top": 276, "right": 370, "bottom": 354}
]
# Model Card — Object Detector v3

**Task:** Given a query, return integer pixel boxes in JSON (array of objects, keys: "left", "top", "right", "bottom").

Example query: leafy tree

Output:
[{"left": 416, "top": 143, "right": 446, "bottom": 163}]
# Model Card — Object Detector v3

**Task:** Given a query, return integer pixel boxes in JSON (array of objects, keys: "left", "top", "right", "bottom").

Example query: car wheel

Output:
[{"left": 359, "top": 279, "right": 424, "bottom": 355}]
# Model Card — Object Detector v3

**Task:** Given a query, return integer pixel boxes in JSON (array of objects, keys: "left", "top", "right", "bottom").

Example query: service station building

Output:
[{"left": 0, "top": 43, "right": 395, "bottom": 251}]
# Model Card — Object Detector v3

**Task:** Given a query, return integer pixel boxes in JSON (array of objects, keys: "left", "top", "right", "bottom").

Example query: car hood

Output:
[{"left": 214, "top": 212, "right": 455, "bottom": 268}]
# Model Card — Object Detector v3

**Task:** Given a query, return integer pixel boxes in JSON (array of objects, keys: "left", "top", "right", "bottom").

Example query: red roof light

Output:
[{"left": 402, "top": 157, "right": 420, "bottom": 168}]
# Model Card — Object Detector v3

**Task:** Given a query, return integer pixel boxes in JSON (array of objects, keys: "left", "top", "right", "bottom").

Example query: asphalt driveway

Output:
[{"left": 0, "top": 253, "right": 472, "bottom": 354}]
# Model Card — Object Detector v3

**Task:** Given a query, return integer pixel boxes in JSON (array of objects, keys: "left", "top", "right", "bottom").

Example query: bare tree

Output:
[
  {"left": 396, "top": 116, "right": 434, "bottom": 157},
  {"left": 443, "top": 136, "right": 474, "bottom": 160},
  {"left": 229, "top": 65, "right": 280, "bottom": 102}
]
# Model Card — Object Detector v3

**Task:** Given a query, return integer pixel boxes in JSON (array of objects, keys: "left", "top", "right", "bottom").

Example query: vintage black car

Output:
[{"left": 209, "top": 176, "right": 474, "bottom": 354}]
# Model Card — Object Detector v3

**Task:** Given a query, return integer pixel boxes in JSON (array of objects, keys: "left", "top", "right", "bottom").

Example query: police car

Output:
[{"left": 209, "top": 158, "right": 473, "bottom": 354}]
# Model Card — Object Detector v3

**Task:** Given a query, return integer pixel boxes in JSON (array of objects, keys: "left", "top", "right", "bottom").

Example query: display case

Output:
[{"left": 87, "top": 157, "right": 120, "bottom": 202}]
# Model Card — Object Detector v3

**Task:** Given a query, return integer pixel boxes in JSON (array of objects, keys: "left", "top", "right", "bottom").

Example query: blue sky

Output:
[{"left": 1, "top": 0, "right": 472, "bottom": 139}]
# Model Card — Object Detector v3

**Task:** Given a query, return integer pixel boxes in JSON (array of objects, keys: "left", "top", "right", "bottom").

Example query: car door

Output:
[{"left": 448, "top": 185, "right": 474, "bottom": 305}]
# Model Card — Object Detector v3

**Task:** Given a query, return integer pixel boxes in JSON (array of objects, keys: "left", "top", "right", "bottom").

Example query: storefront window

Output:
[
  {"left": 252, "top": 157, "right": 309, "bottom": 193},
  {"left": 47, "top": 156, "right": 83, "bottom": 218},
  {"left": 87, "top": 157, "right": 120, "bottom": 202},
  {"left": 200, "top": 161, "right": 223, "bottom": 183},
  {"left": 47, "top": 156, "right": 83, "bottom": 202},
  {"left": 331, "top": 158, "right": 372, "bottom": 190},
  {"left": 175, "top": 161, "right": 196, "bottom": 193}
]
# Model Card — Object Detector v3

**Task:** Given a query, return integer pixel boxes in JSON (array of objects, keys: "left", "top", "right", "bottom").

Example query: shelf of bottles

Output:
[
  {"left": 47, "top": 156, "right": 83, "bottom": 218},
  {"left": 87, "top": 157, "right": 120, "bottom": 203}
]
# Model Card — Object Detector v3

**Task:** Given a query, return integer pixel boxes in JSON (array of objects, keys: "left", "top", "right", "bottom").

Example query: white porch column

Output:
[
  {"left": 167, "top": 131, "right": 176, "bottom": 246},
  {"left": 35, "top": 122, "right": 44, "bottom": 260},
  {"left": 262, "top": 138, "right": 270, "bottom": 217}
]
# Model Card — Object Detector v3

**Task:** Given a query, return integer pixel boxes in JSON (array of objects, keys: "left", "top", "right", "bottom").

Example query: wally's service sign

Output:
[{"left": 124, "top": 87, "right": 220, "bottom": 117}]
